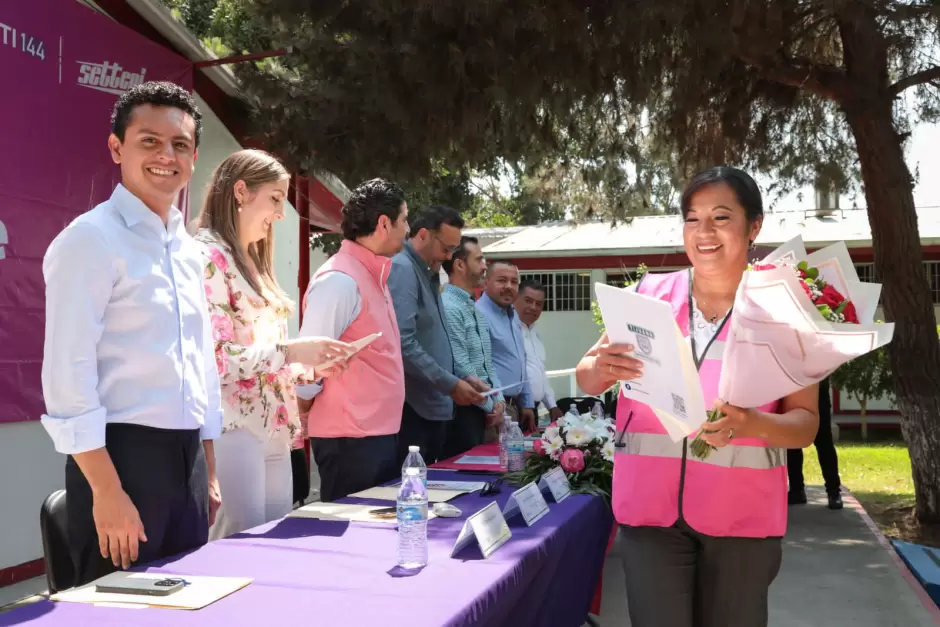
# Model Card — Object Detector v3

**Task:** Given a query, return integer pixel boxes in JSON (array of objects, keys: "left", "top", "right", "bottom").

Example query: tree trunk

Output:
[
  {"left": 859, "top": 399, "right": 868, "bottom": 442},
  {"left": 843, "top": 99, "right": 940, "bottom": 522}
]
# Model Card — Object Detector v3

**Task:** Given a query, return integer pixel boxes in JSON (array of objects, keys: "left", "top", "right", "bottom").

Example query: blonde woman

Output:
[{"left": 195, "top": 149, "right": 354, "bottom": 539}]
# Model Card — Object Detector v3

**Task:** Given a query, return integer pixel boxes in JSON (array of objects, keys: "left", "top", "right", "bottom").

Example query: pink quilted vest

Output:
[
  {"left": 305, "top": 240, "right": 405, "bottom": 438},
  {"left": 612, "top": 270, "right": 787, "bottom": 538}
]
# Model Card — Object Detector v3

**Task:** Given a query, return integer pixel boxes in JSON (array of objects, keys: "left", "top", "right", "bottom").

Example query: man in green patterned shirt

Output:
[{"left": 441, "top": 236, "right": 506, "bottom": 457}]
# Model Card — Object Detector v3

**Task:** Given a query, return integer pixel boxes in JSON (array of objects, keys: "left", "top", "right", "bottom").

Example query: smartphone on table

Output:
[{"left": 95, "top": 576, "right": 186, "bottom": 596}]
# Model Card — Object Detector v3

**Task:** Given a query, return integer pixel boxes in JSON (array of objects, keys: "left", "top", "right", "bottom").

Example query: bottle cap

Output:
[{"left": 409, "top": 445, "right": 419, "bottom": 453}]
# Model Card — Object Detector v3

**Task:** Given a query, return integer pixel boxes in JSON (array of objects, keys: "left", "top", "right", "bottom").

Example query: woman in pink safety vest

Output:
[{"left": 576, "top": 166, "right": 820, "bottom": 627}]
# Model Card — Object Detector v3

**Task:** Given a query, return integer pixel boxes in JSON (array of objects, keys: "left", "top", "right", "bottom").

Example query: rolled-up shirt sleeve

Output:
[
  {"left": 40, "top": 223, "right": 113, "bottom": 454},
  {"left": 295, "top": 272, "right": 360, "bottom": 400}
]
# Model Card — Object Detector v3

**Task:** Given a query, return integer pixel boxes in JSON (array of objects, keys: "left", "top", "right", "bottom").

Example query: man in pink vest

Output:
[
  {"left": 297, "top": 179, "right": 409, "bottom": 502},
  {"left": 576, "top": 166, "right": 819, "bottom": 627}
]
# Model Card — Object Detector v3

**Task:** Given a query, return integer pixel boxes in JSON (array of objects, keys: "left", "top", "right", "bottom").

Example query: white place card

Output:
[
  {"left": 538, "top": 467, "right": 572, "bottom": 503},
  {"left": 502, "top": 481, "right": 550, "bottom": 526},
  {"left": 450, "top": 501, "right": 512, "bottom": 559}
]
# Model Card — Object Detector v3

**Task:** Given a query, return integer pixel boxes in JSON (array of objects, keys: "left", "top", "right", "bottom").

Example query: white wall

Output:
[
  {"left": 0, "top": 423, "right": 64, "bottom": 569},
  {"left": 188, "top": 94, "right": 303, "bottom": 337}
]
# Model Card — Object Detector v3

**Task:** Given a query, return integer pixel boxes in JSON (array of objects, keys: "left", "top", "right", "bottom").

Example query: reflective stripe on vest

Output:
[{"left": 621, "top": 432, "right": 785, "bottom": 469}]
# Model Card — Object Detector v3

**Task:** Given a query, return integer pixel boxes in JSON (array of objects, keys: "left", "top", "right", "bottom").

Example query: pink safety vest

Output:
[
  {"left": 612, "top": 269, "right": 788, "bottom": 538},
  {"left": 304, "top": 240, "right": 405, "bottom": 438}
]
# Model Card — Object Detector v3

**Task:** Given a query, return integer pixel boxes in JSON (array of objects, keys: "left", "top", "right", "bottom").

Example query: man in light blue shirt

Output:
[
  {"left": 476, "top": 260, "right": 537, "bottom": 431},
  {"left": 40, "top": 82, "right": 223, "bottom": 586}
]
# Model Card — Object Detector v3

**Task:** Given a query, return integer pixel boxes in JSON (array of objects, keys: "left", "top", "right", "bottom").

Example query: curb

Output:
[{"left": 842, "top": 488, "right": 940, "bottom": 626}]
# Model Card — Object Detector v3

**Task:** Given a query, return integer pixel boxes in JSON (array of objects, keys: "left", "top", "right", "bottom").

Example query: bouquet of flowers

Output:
[
  {"left": 504, "top": 410, "right": 616, "bottom": 502},
  {"left": 691, "top": 236, "right": 895, "bottom": 459}
]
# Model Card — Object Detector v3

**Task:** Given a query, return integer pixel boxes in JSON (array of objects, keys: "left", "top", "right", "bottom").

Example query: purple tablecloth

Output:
[{"left": 1, "top": 470, "right": 612, "bottom": 627}]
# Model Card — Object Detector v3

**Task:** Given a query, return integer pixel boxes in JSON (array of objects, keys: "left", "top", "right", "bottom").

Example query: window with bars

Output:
[
  {"left": 926, "top": 261, "right": 940, "bottom": 304},
  {"left": 519, "top": 272, "right": 592, "bottom": 312},
  {"left": 854, "top": 262, "right": 940, "bottom": 305}
]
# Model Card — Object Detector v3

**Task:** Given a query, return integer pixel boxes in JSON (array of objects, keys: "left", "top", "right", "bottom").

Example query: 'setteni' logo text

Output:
[{"left": 76, "top": 60, "right": 147, "bottom": 95}]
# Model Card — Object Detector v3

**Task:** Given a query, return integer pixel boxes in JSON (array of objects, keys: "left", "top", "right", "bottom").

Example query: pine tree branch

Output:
[
  {"left": 890, "top": 66, "right": 940, "bottom": 96},
  {"left": 737, "top": 52, "right": 850, "bottom": 103}
]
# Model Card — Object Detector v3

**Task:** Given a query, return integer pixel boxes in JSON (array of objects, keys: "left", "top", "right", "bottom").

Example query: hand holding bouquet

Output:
[{"left": 691, "top": 236, "right": 894, "bottom": 459}]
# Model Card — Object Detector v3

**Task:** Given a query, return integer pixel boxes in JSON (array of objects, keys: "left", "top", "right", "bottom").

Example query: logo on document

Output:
[
  {"left": 77, "top": 60, "right": 148, "bottom": 95},
  {"left": 635, "top": 333, "right": 653, "bottom": 355}
]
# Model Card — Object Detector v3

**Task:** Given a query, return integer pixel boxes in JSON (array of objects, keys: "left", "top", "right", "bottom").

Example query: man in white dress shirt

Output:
[
  {"left": 41, "top": 82, "right": 223, "bottom": 586},
  {"left": 514, "top": 279, "right": 563, "bottom": 422}
]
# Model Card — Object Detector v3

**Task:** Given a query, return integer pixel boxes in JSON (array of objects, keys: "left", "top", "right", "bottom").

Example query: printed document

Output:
[{"left": 594, "top": 283, "right": 707, "bottom": 440}]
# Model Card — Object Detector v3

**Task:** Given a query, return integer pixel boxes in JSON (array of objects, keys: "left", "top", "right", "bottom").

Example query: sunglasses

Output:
[{"left": 480, "top": 477, "right": 504, "bottom": 496}]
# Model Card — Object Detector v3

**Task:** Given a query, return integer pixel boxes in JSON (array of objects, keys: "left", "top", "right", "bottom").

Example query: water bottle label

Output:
[{"left": 398, "top": 504, "right": 428, "bottom": 523}]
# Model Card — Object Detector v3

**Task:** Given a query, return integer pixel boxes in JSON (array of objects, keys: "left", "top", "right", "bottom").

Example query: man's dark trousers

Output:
[
  {"left": 397, "top": 402, "right": 449, "bottom": 466},
  {"left": 66, "top": 423, "right": 209, "bottom": 587},
  {"left": 787, "top": 377, "right": 841, "bottom": 493}
]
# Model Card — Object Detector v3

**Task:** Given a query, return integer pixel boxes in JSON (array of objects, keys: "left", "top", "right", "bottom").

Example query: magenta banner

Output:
[{"left": 0, "top": 0, "right": 193, "bottom": 423}]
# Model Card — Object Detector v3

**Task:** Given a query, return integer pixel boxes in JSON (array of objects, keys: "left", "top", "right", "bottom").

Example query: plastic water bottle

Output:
[
  {"left": 402, "top": 445, "right": 427, "bottom": 487},
  {"left": 499, "top": 413, "right": 511, "bottom": 471},
  {"left": 397, "top": 467, "right": 428, "bottom": 569},
  {"left": 591, "top": 401, "right": 605, "bottom": 420},
  {"left": 508, "top": 420, "right": 526, "bottom": 472}
]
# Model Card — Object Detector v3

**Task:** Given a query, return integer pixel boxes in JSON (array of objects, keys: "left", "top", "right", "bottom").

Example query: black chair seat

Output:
[{"left": 40, "top": 489, "right": 74, "bottom": 593}]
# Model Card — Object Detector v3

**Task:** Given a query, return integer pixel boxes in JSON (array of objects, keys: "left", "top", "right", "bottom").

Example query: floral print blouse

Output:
[{"left": 196, "top": 229, "right": 304, "bottom": 447}]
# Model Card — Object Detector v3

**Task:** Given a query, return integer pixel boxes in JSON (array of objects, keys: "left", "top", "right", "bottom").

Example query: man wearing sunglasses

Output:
[{"left": 388, "top": 205, "right": 484, "bottom": 466}]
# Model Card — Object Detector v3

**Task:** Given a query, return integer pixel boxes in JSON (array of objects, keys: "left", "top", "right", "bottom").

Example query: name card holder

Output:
[
  {"left": 450, "top": 502, "right": 512, "bottom": 559},
  {"left": 502, "top": 481, "right": 550, "bottom": 526},
  {"left": 538, "top": 467, "right": 572, "bottom": 503}
]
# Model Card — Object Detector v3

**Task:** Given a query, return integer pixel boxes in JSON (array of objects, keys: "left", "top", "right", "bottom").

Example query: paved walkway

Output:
[{"left": 595, "top": 486, "right": 940, "bottom": 626}]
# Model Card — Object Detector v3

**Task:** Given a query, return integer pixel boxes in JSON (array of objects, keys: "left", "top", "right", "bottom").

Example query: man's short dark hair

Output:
[
  {"left": 341, "top": 178, "right": 406, "bottom": 241},
  {"left": 409, "top": 204, "right": 465, "bottom": 237},
  {"left": 443, "top": 235, "right": 479, "bottom": 275},
  {"left": 111, "top": 81, "right": 203, "bottom": 146},
  {"left": 519, "top": 278, "right": 546, "bottom": 297},
  {"left": 487, "top": 259, "right": 516, "bottom": 273}
]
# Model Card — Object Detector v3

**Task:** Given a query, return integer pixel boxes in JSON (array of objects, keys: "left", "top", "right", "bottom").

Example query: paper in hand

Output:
[
  {"left": 594, "top": 283, "right": 708, "bottom": 440},
  {"left": 314, "top": 332, "right": 382, "bottom": 370}
]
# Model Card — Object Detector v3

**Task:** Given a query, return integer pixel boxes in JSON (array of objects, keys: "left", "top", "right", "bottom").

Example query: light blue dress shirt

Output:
[
  {"left": 475, "top": 292, "right": 533, "bottom": 408},
  {"left": 40, "top": 184, "right": 223, "bottom": 455}
]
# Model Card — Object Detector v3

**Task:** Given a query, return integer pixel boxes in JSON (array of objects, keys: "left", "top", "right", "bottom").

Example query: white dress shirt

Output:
[
  {"left": 294, "top": 271, "right": 361, "bottom": 400},
  {"left": 521, "top": 323, "right": 557, "bottom": 409},
  {"left": 40, "top": 184, "right": 223, "bottom": 455}
]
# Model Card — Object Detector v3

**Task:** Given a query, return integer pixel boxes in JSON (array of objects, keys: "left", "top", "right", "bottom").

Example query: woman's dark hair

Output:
[{"left": 680, "top": 166, "right": 764, "bottom": 223}]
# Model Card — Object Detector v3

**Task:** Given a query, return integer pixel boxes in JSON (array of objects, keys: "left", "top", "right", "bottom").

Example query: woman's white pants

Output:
[{"left": 209, "top": 428, "right": 293, "bottom": 541}]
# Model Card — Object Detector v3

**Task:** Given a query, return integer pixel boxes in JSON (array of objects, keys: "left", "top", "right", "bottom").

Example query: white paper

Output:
[
  {"left": 538, "top": 466, "right": 571, "bottom": 503},
  {"left": 287, "top": 502, "right": 438, "bottom": 523},
  {"left": 503, "top": 482, "right": 550, "bottom": 526},
  {"left": 450, "top": 502, "right": 512, "bottom": 559},
  {"left": 311, "top": 332, "right": 382, "bottom": 370},
  {"left": 348, "top": 486, "right": 466, "bottom": 502},
  {"left": 454, "top": 455, "right": 501, "bottom": 465},
  {"left": 52, "top": 572, "right": 251, "bottom": 610},
  {"left": 594, "top": 283, "right": 708, "bottom": 440},
  {"left": 391, "top": 480, "right": 486, "bottom": 492},
  {"left": 483, "top": 382, "right": 523, "bottom": 397}
]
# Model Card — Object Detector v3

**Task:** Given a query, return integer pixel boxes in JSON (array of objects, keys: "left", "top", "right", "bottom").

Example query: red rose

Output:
[
  {"left": 797, "top": 268, "right": 808, "bottom": 279},
  {"left": 817, "top": 284, "right": 845, "bottom": 309},
  {"left": 841, "top": 301, "right": 860, "bottom": 324}
]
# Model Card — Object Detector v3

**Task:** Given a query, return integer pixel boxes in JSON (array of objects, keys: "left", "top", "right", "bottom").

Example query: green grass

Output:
[{"left": 801, "top": 440, "right": 940, "bottom": 546}]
